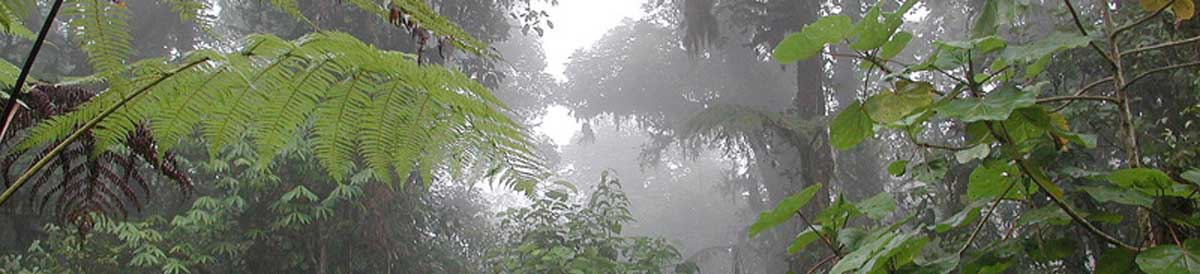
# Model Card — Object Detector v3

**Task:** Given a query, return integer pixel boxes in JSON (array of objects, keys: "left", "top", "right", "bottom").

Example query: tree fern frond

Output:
[
  {"left": 348, "top": 0, "right": 493, "bottom": 57},
  {"left": 312, "top": 70, "right": 373, "bottom": 181},
  {"left": 65, "top": 0, "right": 132, "bottom": 85},
  {"left": 0, "top": 0, "right": 32, "bottom": 39},
  {"left": 157, "top": 0, "right": 215, "bottom": 31}
]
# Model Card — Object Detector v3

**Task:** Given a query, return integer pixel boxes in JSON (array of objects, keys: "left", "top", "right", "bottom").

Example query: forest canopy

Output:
[{"left": 0, "top": 0, "right": 1199, "bottom": 274}]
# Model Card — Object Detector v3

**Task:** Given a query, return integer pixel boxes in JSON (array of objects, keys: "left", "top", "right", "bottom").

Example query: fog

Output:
[{"left": 2, "top": 0, "right": 1200, "bottom": 273}]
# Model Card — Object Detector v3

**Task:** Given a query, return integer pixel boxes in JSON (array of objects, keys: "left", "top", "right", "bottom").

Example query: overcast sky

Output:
[
  {"left": 538, "top": 0, "right": 647, "bottom": 80},
  {"left": 532, "top": 0, "right": 647, "bottom": 147}
]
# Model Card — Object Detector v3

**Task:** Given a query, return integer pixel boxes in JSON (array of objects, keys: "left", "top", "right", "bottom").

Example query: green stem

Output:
[{"left": 0, "top": 58, "right": 210, "bottom": 208}]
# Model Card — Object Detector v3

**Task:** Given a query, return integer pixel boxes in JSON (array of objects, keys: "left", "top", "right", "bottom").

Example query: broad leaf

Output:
[
  {"left": 1141, "top": 0, "right": 1196, "bottom": 23},
  {"left": 967, "top": 160, "right": 1025, "bottom": 201},
  {"left": 748, "top": 183, "right": 823, "bottom": 238},
  {"left": 831, "top": 101, "right": 875, "bottom": 150},
  {"left": 955, "top": 144, "right": 991, "bottom": 164},
  {"left": 1136, "top": 240, "right": 1200, "bottom": 274},
  {"left": 787, "top": 226, "right": 823, "bottom": 254},
  {"left": 880, "top": 31, "right": 913, "bottom": 59},
  {"left": 856, "top": 192, "right": 896, "bottom": 220},
  {"left": 865, "top": 81, "right": 935, "bottom": 124},
  {"left": 1108, "top": 168, "right": 1175, "bottom": 195},
  {"left": 1098, "top": 248, "right": 1146, "bottom": 274},
  {"left": 888, "top": 160, "right": 908, "bottom": 176},
  {"left": 773, "top": 15, "right": 852, "bottom": 63},
  {"left": 936, "top": 86, "right": 1036, "bottom": 122},
  {"left": 1082, "top": 185, "right": 1155, "bottom": 207}
]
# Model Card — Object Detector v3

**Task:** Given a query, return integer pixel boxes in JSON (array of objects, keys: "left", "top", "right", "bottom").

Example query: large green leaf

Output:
[
  {"left": 880, "top": 31, "right": 913, "bottom": 59},
  {"left": 967, "top": 160, "right": 1025, "bottom": 201},
  {"left": 831, "top": 101, "right": 875, "bottom": 150},
  {"left": 1108, "top": 168, "right": 1175, "bottom": 196},
  {"left": 865, "top": 81, "right": 935, "bottom": 124},
  {"left": 787, "top": 226, "right": 823, "bottom": 254},
  {"left": 931, "top": 200, "right": 987, "bottom": 233},
  {"left": 1000, "top": 32, "right": 1091, "bottom": 77},
  {"left": 773, "top": 15, "right": 852, "bottom": 63},
  {"left": 955, "top": 144, "right": 991, "bottom": 164},
  {"left": 1097, "top": 248, "right": 1146, "bottom": 274},
  {"left": 856, "top": 192, "right": 896, "bottom": 220},
  {"left": 935, "top": 86, "right": 1036, "bottom": 122},
  {"left": 1136, "top": 240, "right": 1200, "bottom": 274},
  {"left": 748, "top": 183, "right": 823, "bottom": 238},
  {"left": 1082, "top": 185, "right": 1155, "bottom": 207}
]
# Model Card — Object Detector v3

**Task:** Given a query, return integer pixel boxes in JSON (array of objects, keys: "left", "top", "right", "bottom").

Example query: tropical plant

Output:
[
  {"left": 487, "top": 171, "right": 698, "bottom": 274},
  {"left": 0, "top": 0, "right": 547, "bottom": 233},
  {"left": 749, "top": 0, "right": 1200, "bottom": 273}
]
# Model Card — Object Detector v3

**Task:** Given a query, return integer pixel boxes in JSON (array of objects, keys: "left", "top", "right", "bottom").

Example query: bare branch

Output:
[
  {"left": 1122, "top": 35, "right": 1200, "bottom": 57},
  {"left": 1122, "top": 61, "right": 1200, "bottom": 89}
]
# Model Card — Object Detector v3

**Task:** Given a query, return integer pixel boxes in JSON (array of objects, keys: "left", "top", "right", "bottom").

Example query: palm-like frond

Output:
[{"left": 22, "top": 31, "right": 546, "bottom": 190}]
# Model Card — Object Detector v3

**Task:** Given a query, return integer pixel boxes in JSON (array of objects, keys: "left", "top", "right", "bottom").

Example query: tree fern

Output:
[
  {"left": 0, "top": 0, "right": 33, "bottom": 39},
  {"left": 19, "top": 31, "right": 546, "bottom": 190},
  {"left": 65, "top": 0, "right": 132, "bottom": 83}
]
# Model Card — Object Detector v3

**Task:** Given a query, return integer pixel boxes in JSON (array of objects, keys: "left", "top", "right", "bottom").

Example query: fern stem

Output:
[
  {"left": 0, "top": 57, "right": 210, "bottom": 208},
  {"left": 0, "top": 0, "right": 66, "bottom": 144}
]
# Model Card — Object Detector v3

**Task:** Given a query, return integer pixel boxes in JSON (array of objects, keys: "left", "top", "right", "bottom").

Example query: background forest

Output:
[{"left": 0, "top": 0, "right": 1198, "bottom": 274}]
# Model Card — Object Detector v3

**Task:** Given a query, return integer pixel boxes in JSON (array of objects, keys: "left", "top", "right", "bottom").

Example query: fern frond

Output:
[
  {"left": 348, "top": 0, "right": 493, "bottom": 57},
  {"left": 157, "top": 0, "right": 215, "bottom": 31},
  {"left": 65, "top": 0, "right": 132, "bottom": 84},
  {"left": 19, "top": 31, "right": 547, "bottom": 193},
  {"left": 0, "top": 0, "right": 32, "bottom": 39}
]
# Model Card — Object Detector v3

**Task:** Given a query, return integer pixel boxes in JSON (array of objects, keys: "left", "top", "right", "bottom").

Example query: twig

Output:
[
  {"left": 1122, "top": 35, "right": 1200, "bottom": 57},
  {"left": 793, "top": 210, "right": 841, "bottom": 258},
  {"left": 806, "top": 255, "right": 836, "bottom": 274},
  {"left": 1112, "top": 0, "right": 1176, "bottom": 39},
  {"left": 1036, "top": 95, "right": 1119, "bottom": 104},
  {"left": 1062, "top": 0, "right": 1117, "bottom": 66},
  {"left": 1122, "top": 61, "right": 1200, "bottom": 89},
  {"left": 0, "top": 58, "right": 211, "bottom": 208},
  {"left": 958, "top": 178, "right": 1018, "bottom": 256},
  {"left": 0, "top": 0, "right": 67, "bottom": 144}
]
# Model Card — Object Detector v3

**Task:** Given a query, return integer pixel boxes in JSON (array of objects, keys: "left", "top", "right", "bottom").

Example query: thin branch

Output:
[
  {"left": 958, "top": 178, "right": 1018, "bottom": 256},
  {"left": 0, "top": 58, "right": 211, "bottom": 208},
  {"left": 1112, "top": 0, "right": 1176, "bottom": 38},
  {"left": 0, "top": 0, "right": 67, "bottom": 144},
  {"left": 1062, "top": 0, "right": 1117, "bottom": 66},
  {"left": 1122, "top": 35, "right": 1200, "bottom": 57},
  {"left": 806, "top": 255, "right": 837, "bottom": 274},
  {"left": 796, "top": 210, "right": 844, "bottom": 257},
  {"left": 1122, "top": 61, "right": 1200, "bottom": 89},
  {"left": 985, "top": 121, "right": 1143, "bottom": 251},
  {"left": 1036, "top": 95, "right": 1119, "bottom": 104}
]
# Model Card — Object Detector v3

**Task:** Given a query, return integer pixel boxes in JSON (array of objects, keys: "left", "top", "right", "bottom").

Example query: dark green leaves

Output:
[
  {"left": 888, "top": 160, "right": 908, "bottom": 176},
  {"left": 773, "top": 15, "right": 852, "bottom": 63},
  {"left": 1136, "top": 240, "right": 1200, "bottom": 274},
  {"left": 1083, "top": 185, "right": 1155, "bottom": 207},
  {"left": 1097, "top": 248, "right": 1146, "bottom": 274},
  {"left": 936, "top": 86, "right": 1036, "bottom": 122},
  {"left": 749, "top": 183, "right": 823, "bottom": 238},
  {"left": 831, "top": 101, "right": 875, "bottom": 150},
  {"left": 967, "top": 160, "right": 1025, "bottom": 201},
  {"left": 1108, "top": 168, "right": 1176, "bottom": 195}
]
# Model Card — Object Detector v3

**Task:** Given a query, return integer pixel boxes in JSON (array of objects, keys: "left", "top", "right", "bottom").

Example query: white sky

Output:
[
  {"left": 532, "top": 0, "right": 648, "bottom": 147},
  {"left": 539, "top": 0, "right": 647, "bottom": 80}
]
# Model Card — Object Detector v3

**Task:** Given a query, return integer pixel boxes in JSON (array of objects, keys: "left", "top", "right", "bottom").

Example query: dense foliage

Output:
[{"left": 746, "top": 0, "right": 1200, "bottom": 273}]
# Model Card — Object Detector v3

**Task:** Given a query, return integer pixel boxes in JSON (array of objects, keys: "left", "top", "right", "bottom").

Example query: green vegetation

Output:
[{"left": 1, "top": 0, "right": 1200, "bottom": 273}]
